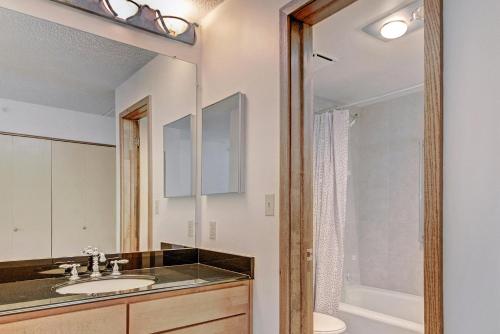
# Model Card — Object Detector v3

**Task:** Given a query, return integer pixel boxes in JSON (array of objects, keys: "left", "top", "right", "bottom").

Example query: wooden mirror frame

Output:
[{"left": 279, "top": 0, "right": 443, "bottom": 333}]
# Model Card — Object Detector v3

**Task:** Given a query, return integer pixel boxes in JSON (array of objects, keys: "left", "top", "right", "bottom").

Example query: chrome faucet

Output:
[{"left": 82, "top": 246, "right": 107, "bottom": 278}]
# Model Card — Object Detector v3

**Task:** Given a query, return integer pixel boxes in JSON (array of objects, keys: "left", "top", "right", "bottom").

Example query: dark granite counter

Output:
[{"left": 0, "top": 264, "right": 249, "bottom": 316}]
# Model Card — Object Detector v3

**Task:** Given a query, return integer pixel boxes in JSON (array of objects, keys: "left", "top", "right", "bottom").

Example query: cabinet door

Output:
[
  {"left": 83, "top": 144, "right": 116, "bottom": 253},
  {"left": 52, "top": 141, "right": 116, "bottom": 257},
  {"left": 0, "top": 134, "right": 51, "bottom": 261},
  {"left": 0, "top": 134, "right": 13, "bottom": 260},
  {"left": 165, "top": 315, "right": 248, "bottom": 334},
  {"left": 0, "top": 305, "right": 126, "bottom": 334},
  {"left": 129, "top": 285, "right": 249, "bottom": 334}
]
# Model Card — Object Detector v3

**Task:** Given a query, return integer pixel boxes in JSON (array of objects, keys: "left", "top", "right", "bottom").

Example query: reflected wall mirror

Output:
[
  {"left": 164, "top": 115, "right": 196, "bottom": 198},
  {"left": 202, "top": 92, "right": 246, "bottom": 195},
  {"left": 0, "top": 6, "right": 197, "bottom": 262}
]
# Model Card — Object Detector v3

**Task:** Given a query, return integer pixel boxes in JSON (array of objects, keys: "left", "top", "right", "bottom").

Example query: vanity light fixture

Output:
[
  {"left": 51, "top": 0, "right": 197, "bottom": 45},
  {"left": 380, "top": 20, "right": 408, "bottom": 39}
]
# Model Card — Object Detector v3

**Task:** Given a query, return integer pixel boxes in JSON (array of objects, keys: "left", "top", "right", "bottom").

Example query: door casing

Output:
[
  {"left": 119, "top": 96, "right": 153, "bottom": 252},
  {"left": 279, "top": 1, "right": 444, "bottom": 333}
]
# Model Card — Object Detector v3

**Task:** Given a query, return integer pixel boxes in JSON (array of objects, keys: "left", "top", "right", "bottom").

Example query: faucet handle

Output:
[
  {"left": 110, "top": 259, "right": 129, "bottom": 276},
  {"left": 59, "top": 263, "right": 81, "bottom": 281},
  {"left": 58, "top": 263, "right": 73, "bottom": 270}
]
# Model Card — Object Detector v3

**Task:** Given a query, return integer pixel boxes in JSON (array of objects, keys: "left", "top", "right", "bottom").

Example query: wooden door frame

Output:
[
  {"left": 279, "top": 1, "right": 443, "bottom": 334},
  {"left": 119, "top": 96, "right": 153, "bottom": 252}
]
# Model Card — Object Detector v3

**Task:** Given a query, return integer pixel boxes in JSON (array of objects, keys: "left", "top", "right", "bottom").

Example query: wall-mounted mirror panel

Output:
[
  {"left": 0, "top": 7, "right": 197, "bottom": 262},
  {"left": 202, "top": 92, "right": 245, "bottom": 195},
  {"left": 164, "top": 115, "right": 196, "bottom": 198}
]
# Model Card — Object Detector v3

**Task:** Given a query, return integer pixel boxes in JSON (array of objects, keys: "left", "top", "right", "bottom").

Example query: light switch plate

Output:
[
  {"left": 209, "top": 221, "right": 217, "bottom": 240},
  {"left": 265, "top": 194, "right": 275, "bottom": 216}
]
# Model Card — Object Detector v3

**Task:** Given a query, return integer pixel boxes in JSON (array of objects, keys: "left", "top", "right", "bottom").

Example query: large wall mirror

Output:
[{"left": 0, "top": 7, "right": 197, "bottom": 262}]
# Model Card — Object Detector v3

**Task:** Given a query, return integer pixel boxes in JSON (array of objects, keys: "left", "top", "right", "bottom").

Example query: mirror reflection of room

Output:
[
  {"left": 0, "top": 7, "right": 197, "bottom": 261},
  {"left": 311, "top": 1, "right": 424, "bottom": 333}
]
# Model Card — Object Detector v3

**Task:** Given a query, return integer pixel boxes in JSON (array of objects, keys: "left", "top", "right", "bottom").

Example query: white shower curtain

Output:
[{"left": 313, "top": 110, "right": 349, "bottom": 316}]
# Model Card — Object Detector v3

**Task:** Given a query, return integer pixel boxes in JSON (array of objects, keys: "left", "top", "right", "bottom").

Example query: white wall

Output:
[
  {"left": 199, "top": 0, "right": 287, "bottom": 332},
  {"left": 201, "top": 0, "right": 500, "bottom": 333},
  {"left": 443, "top": 0, "right": 500, "bottom": 333},
  {"left": 0, "top": 98, "right": 115, "bottom": 145},
  {"left": 116, "top": 55, "right": 197, "bottom": 250}
]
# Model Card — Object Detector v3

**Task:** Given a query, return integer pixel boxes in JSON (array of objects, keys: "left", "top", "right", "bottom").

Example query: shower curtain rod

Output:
[{"left": 315, "top": 83, "right": 424, "bottom": 114}]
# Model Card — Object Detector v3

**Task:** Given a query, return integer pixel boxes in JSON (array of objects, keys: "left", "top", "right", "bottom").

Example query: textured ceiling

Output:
[
  {"left": 187, "top": 0, "right": 225, "bottom": 21},
  {"left": 0, "top": 8, "right": 158, "bottom": 116},
  {"left": 313, "top": 0, "right": 424, "bottom": 106}
]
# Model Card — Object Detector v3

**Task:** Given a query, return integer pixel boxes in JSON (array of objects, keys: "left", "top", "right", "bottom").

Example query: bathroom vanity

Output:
[
  {"left": 0, "top": 281, "right": 252, "bottom": 334},
  {"left": 0, "top": 250, "right": 254, "bottom": 334}
]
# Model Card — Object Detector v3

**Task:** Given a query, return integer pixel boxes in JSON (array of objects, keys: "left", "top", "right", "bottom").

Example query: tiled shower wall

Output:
[{"left": 344, "top": 91, "right": 424, "bottom": 296}]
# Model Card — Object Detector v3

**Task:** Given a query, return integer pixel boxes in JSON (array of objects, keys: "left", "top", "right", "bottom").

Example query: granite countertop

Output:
[{"left": 0, "top": 264, "right": 249, "bottom": 316}]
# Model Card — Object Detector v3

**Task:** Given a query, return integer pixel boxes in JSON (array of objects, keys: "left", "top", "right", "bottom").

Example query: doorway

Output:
[
  {"left": 119, "top": 96, "right": 153, "bottom": 252},
  {"left": 279, "top": 1, "right": 443, "bottom": 333}
]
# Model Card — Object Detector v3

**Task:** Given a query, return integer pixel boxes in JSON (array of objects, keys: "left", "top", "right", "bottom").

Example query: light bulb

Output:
[
  {"left": 161, "top": 16, "right": 189, "bottom": 36},
  {"left": 107, "top": 0, "right": 138, "bottom": 19},
  {"left": 380, "top": 20, "right": 408, "bottom": 39}
]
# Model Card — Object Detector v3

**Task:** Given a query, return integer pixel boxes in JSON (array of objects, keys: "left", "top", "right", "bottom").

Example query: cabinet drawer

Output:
[
  {"left": 129, "top": 285, "right": 249, "bottom": 334},
  {"left": 0, "top": 305, "right": 126, "bottom": 334},
  {"left": 164, "top": 315, "right": 248, "bottom": 334}
]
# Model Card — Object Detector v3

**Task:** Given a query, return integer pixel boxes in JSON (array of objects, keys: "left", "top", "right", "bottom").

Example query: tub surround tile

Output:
[{"left": 345, "top": 92, "right": 424, "bottom": 296}]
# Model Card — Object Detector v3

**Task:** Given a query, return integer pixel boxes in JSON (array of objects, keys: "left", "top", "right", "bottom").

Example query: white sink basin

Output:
[{"left": 55, "top": 275, "right": 156, "bottom": 295}]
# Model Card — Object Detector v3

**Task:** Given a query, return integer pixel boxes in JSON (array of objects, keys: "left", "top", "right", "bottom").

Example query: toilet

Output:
[{"left": 314, "top": 312, "right": 347, "bottom": 334}]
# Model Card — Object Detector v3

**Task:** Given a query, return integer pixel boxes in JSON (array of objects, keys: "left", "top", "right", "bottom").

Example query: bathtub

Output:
[{"left": 338, "top": 285, "right": 424, "bottom": 334}]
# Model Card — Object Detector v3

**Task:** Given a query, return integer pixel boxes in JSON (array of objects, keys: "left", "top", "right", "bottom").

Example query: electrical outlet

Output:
[
  {"left": 265, "top": 194, "right": 275, "bottom": 216},
  {"left": 188, "top": 221, "right": 194, "bottom": 238},
  {"left": 209, "top": 221, "right": 217, "bottom": 240}
]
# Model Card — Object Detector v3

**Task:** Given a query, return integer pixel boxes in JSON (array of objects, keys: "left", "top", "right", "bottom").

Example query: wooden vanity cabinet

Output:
[
  {"left": 129, "top": 283, "right": 250, "bottom": 334},
  {"left": 0, "top": 305, "right": 127, "bottom": 334},
  {"left": 0, "top": 281, "right": 252, "bottom": 334}
]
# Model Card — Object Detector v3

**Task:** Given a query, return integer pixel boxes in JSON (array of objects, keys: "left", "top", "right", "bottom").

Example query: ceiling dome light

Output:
[
  {"left": 380, "top": 20, "right": 408, "bottom": 39},
  {"left": 158, "top": 16, "right": 190, "bottom": 36}
]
